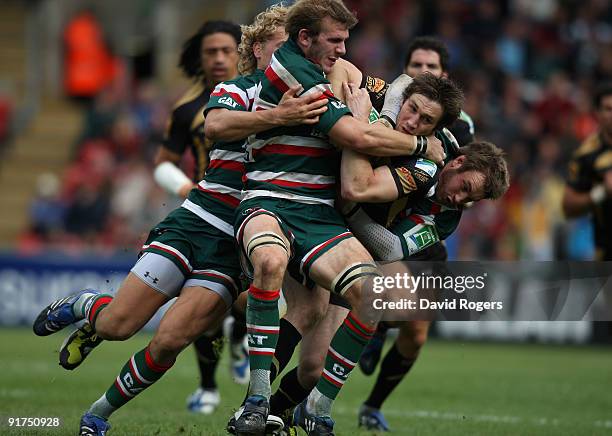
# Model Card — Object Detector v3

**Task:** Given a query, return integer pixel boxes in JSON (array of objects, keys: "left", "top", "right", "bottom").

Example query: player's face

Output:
[
  {"left": 256, "top": 27, "right": 288, "bottom": 69},
  {"left": 597, "top": 94, "right": 612, "bottom": 136},
  {"left": 395, "top": 93, "right": 443, "bottom": 136},
  {"left": 404, "top": 49, "right": 445, "bottom": 78},
  {"left": 201, "top": 32, "right": 239, "bottom": 86},
  {"left": 306, "top": 17, "right": 349, "bottom": 74},
  {"left": 436, "top": 159, "right": 486, "bottom": 207}
]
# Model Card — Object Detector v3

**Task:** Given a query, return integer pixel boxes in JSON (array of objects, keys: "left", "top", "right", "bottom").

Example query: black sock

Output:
[
  {"left": 231, "top": 305, "right": 247, "bottom": 343},
  {"left": 270, "top": 366, "right": 310, "bottom": 415},
  {"left": 270, "top": 318, "right": 302, "bottom": 382},
  {"left": 193, "top": 327, "right": 224, "bottom": 390},
  {"left": 364, "top": 343, "right": 416, "bottom": 409}
]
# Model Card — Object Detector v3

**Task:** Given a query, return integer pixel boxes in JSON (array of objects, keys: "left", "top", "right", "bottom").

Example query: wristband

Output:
[
  {"left": 380, "top": 114, "right": 396, "bottom": 129},
  {"left": 590, "top": 184, "right": 606, "bottom": 204},
  {"left": 154, "top": 161, "right": 192, "bottom": 196},
  {"left": 414, "top": 135, "right": 428, "bottom": 156}
]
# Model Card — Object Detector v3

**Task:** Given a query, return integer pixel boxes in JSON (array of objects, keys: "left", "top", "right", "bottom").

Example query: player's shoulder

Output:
[
  {"left": 272, "top": 39, "right": 327, "bottom": 84},
  {"left": 390, "top": 156, "right": 440, "bottom": 183},
  {"left": 573, "top": 132, "right": 603, "bottom": 158},
  {"left": 173, "top": 82, "right": 207, "bottom": 110}
]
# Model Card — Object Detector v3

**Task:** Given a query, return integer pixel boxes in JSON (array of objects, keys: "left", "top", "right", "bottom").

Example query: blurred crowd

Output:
[
  {"left": 18, "top": 0, "right": 612, "bottom": 260},
  {"left": 18, "top": 79, "right": 183, "bottom": 255}
]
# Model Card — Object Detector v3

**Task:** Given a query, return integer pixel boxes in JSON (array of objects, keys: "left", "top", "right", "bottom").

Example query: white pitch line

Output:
[{"left": 334, "top": 406, "right": 610, "bottom": 429}]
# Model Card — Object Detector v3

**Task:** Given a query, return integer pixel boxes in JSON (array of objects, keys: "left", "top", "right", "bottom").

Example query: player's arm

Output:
[
  {"left": 328, "top": 58, "right": 363, "bottom": 102},
  {"left": 153, "top": 105, "right": 195, "bottom": 198},
  {"left": 204, "top": 85, "right": 329, "bottom": 142},
  {"left": 343, "top": 205, "right": 405, "bottom": 261},
  {"left": 328, "top": 111, "right": 443, "bottom": 161},
  {"left": 341, "top": 149, "right": 399, "bottom": 202},
  {"left": 562, "top": 155, "right": 610, "bottom": 218}
]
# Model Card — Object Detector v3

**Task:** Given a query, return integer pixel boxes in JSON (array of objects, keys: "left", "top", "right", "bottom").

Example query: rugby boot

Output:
[
  {"left": 187, "top": 387, "right": 220, "bottom": 415},
  {"left": 358, "top": 329, "right": 386, "bottom": 375},
  {"left": 59, "top": 323, "right": 103, "bottom": 370},
  {"left": 228, "top": 407, "right": 285, "bottom": 435},
  {"left": 33, "top": 289, "right": 99, "bottom": 336},
  {"left": 235, "top": 395, "right": 269, "bottom": 436},
  {"left": 292, "top": 400, "right": 335, "bottom": 436},
  {"left": 79, "top": 412, "right": 110, "bottom": 436},
  {"left": 230, "top": 335, "right": 250, "bottom": 385},
  {"left": 358, "top": 404, "right": 390, "bottom": 431}
]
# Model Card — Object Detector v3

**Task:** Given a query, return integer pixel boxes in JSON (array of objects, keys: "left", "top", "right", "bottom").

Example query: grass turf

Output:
[{"left": 0, "top": 327, "right": 611, "bottom": 435}]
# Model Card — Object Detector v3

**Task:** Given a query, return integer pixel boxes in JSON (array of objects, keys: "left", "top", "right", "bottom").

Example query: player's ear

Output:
[
  {"left": 297, "top": 29, "right": 312, "bottom": 48},
  {"left": 253, "top": 42, "right": 263, "bottom": 60},
  {"left": 450, "top": 155, "right": 466, "bottom": 168}
]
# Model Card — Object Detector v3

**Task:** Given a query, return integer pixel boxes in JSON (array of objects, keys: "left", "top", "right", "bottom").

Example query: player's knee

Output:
[
  {"left": 254, "top": 252, "right": 287, "bottom": 282},
  {"left": 150, "top": 329, "right": 190, "bottom": 356},
  {"left": 297, "top": 358, "right": 322, "bottom": 390},
  {"left": 397, "top": 325, "right": 429, "bottom": 356}
]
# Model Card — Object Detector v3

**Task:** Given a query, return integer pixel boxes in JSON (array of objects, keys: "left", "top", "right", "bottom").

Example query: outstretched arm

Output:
[{"left": 205, "top": 85, "right": 329, "bottom": 142}]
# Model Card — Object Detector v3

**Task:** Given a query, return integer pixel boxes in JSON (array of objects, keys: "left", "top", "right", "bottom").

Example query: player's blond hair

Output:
[{"left": 238, "top": 4, "right": 289, "bottom": 75}]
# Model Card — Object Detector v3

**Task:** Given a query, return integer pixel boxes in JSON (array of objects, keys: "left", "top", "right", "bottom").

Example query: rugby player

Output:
[
  {"left": 262, "top": 68, "right": 465, "bottom": 431},
  {"left": 563, "top": 82, "right": 612, "bottom": 261},
  {"left": 152, "top": 19, "right": 246, "bottom": 414},
  {"left": 229, "top": 1, "right": 448, "bottom": 434},
  {"left": 356, "top": 36, "right": 479, "bottom": 430},
  {"left": 32, "top": 7, "right": 327, "bottom": 434}
]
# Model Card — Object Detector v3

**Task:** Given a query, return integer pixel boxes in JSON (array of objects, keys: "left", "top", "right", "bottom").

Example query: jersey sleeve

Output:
[
  {"left": 206, "top": 80, "right": 250, "bottom": 114},
  {"left": 360, "top": 75, "right": 388, "bottom": 114},
  {"left": 447, "top": 118, "right": 474, "bottom": 147},
  {"left": 265, "top": 50, "right": 351, "bottom": 134},
  {"left": 162, "top": 104, "right": 192, "bottom": 154},
  {"left": 301, "top": 82, "right": 351, "bottom": 134},
  {"left": 386, "top": 157, "right": 438, "bottom": 199}
]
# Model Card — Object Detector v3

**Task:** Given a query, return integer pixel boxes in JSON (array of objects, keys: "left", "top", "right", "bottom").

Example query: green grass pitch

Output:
[{"left": 0, "top": 327, "right": 611, "bottom": 435}]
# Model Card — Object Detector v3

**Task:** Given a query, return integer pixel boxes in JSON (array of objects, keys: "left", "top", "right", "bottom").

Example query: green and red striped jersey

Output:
[
  {"left": 244, "top": 38, "right": 352, "bottom": 206},
  {"left": 180, "top": 71, "right": 261, "bottom": 235}
]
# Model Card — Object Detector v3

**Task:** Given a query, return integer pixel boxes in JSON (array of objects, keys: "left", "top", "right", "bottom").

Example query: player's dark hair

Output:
[
  {"left": 458, "top": 141, "right": 510, "bottom": 200},
  {"left": 402, "top": 72, "right": 463, "bottom": 129},
  {"left": 179, "top": 20, "right": 241, "bottom": 79},
  {"left": 286, "top": 0, "right": 358, "bottom": 41},
  {"left": 404, "top": 36, "right": 450, "bottom": 72},
  {"left": 593, "top": 82, "right": 612, "bottom": 109}
]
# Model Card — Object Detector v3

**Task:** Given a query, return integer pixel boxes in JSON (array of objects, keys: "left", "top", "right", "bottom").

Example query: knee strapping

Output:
[
  {"left": 331, "top": 262, "right": 381, "bottom": 295},
  {"left": 245, "top": 231, "right": 290, "bottom": 258}
]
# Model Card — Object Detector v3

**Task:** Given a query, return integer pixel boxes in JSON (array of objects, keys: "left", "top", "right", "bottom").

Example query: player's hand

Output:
[
  {"left": 343, "top": 82, "right": 371, "bottom": 122},
  {"left": 276, "top": 85, "right": 328, "bottom": 126},
  {"left": 423, "top": 134, "right": 445, "bottom": 165}
]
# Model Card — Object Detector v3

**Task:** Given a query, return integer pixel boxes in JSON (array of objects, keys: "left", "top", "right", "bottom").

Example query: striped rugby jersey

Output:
[
  {"left": 180, "top": 70, "right": 262, "bottom": 235},
  {"left": 244, "top": 38, "right": 352, "bottom": 206}
]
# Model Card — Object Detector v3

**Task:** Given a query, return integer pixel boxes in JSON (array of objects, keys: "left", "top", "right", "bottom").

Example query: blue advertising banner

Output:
[{"left": 0, "top": 252, "right": 172, "bottom": 330}]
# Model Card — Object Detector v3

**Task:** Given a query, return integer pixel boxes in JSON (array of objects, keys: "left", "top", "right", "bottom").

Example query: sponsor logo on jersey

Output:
[
  {"left": 366, "top": 76, "right": 386, "bottom": 93},
  {"left": 395, "top": 167, "right": 417, "bottom": 194},
  {"left": 331, "top": 100, "right": 347, "bottom": 110},
  {"left": 415, "top": 159, "right": 437, "bottom": 177},
  {"left": 413, "top": 168, "right": 430, "bottom": 183},
  {"left": 218, "top": 96, "right": 239, "bottom": 108}
]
